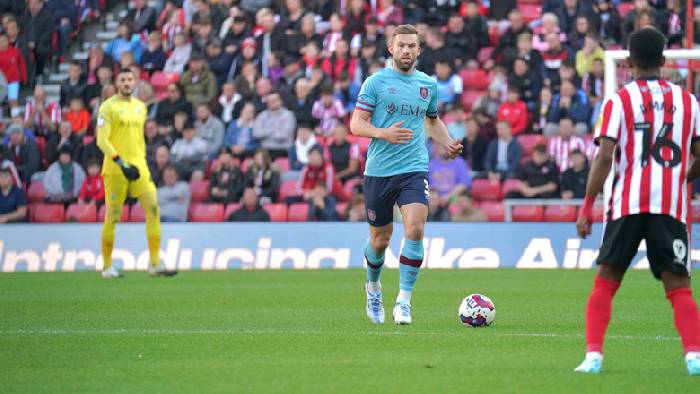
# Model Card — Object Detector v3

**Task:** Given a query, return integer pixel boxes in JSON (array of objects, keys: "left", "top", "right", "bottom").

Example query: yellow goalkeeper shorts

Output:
[{"left": 104, "top": 168, "right": 156, "bottom": 204}]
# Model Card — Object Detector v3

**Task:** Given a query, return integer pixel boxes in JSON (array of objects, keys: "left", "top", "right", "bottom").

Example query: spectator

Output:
[
  {"left": 0, "top": 149, "right": 21, "bottom": 187},
  {"left": 163, "top": 33, "right": 192, "bottom": 74},
  {"left": 224, "top": 102, "right": 258, "bottom": 158},
  {"left": 171, "top": 111, "right": 189, "bottom": 140},
  {"left": 447, "top": 106, "right": 466, "bottom": 141},
  {"left": 322, "top": 39, "right": 357, "bottom": 83},
  {"left": 64, "top": 97, "right": 90, "bottom": 136},
  {"left": 568, "top": 16, "right": 591, "bottom": 53},
  {"left": 593, "top": 0, "right": 622, "bottom": 45},
  {"left": 463, "top": 0, "right": 489, "bottom": 52},
  {"left": 140, "top": 32, "right": 167, "bottom": 76},
  {"left": 145, "top": 119, "right": 168, "bottom": 166},
  {"left": 420, "top": 28, "right": 452, "bottom": 76},
  {"left": 377, "top": 0, "right": 405, "bottom": 28},
  {"left": 462, "top": 117, "right": 488, "bottom": 173},
  {"left": 256, "top": 8, "right": 287, "bottom": 78},
  {"left": 484, "top": 120, "right": 522, "bottom": 182},
  {"left": 433, "top": 59, "right": 463, "bottom": 112},
  {"left": 43, "top": 146, "right": 86, "bottom": 203},
  {"left": 86, "top": 45, "right": 113, "bottom": 86},
  {"left": 77, "top": 159, "right": 104, "bottom": 205},
  {"left": 326, "top": 125, "right": 361, "bottom": 182},
  {"left": 159, "top": 2, "right": 186, "bottom": 50},
  {"left": 276, "top": 55, "right": 304, "bottom": 105},
  {"left": 181, "top": 52, "right": 218, "bottom": 106},
  {"left": 253, "top": 92, "right": 296, "bottom": 160},
  {"left": 86, "top": 66, "right": 113, "bottom": 111},
  {"left": 156, "top": 83, "right": 192, "bottom": 128},
  {"left": 208, "top": 147, "right": 246, "bottom": 204},
  {"left": 312, "top": 85, "right": 347, "bottom": 136},
  {"left": 494, "top": 10, "right": 531, "bottom": 64},
  {"left": 557, "top": 0, "right": 593, "bottom": 37},
  {"left": 192, "top": 0, "right": 224, "bottom": 32},
  {"left": 137, "top": 83, "right": 158, "bottom": 120},
  {"left": 561, "top": 149, "right": 589, "bottom": 199},
  {"left": 228, "top": 187, "right": 270, "bottom": 222},
  {"left": 157, "top": 165, "right": 190, "bottom": 222},
  {"left": 623, "top": 0, "right": 660, "bottom": 48},
  {"left": 497, "top": 85, "right": 528, "bottom": 136},
  {"left": 46, "top": 121, "right": 80, "bottom": 164},
  {"left": 25, "top": 86, "right": 60, "bottom": 138},
  {"left": 288, "top": 77, "right": 316, "bottom": 127},
  {"left": 104, "top": 22, "right": 139, "bottom": 63},
  {"left": 509, "top": 57, "right": 542, "bottom": 113},
  {"left": 510, "top": 32, "right": 545, "bottom": 80},
  {"left": 427, "top": 188, "right": 450, "bottom": 222},
  {"left": 345, "top": 193, "right": 367, "bottom": 222},
  {"left": 547, "top": 117, "right": 587, "bottom": 173},
  {"left": 206, "top": 38, "right": 235, "bottom": 88},
  {"left": 429, "top": 143, "right": 472, "bottom": 205},
  {"left": 583, "top": 58, "right": 605, "bottom": 125},
  {"left": 19, "top": 0, "right": 52, "bottom": 79},
  {"left": 533, "top": 86, "right": 554, "bottom": 135},
  {"left": 3, "top": 125, "right": 40, "bottom": 183},
  {"left": 0, "top": 166, "right": 27, "bottom": 223},
  {"left": 0, "top": 32, "right": 26, "bottom": 109},
  {"left": 217, "top": 82, "right": 243, "bottom": 125},
  {"left": 445, "top": 12, "right": 477, "bottom": 65},
  {"left": 473, "top": 85, "right": 503, "bottom": 119},
  {"left": 299, "top": 147, "right": 338, "bottom": 221},
  {"left": 533, "top": 13, "right": 568, "bottom": 53},
  {"left": 473, "top": 110, "right": 497, "bottom": 142},
  {"left": 170, "top": 121, "right": 208, "bottom": 180},
  {"left": 321, "top": 13, "right": 346, "bottom": 57},
  {"left": 233, "top": 60, "right": 259, "bottom": 101},
  {"left": 288, "top": 124, "right": 320, "bottom": 171},
  {"left": 245, "top": 148, "right": 280, "bottom": 204},
  {"left": 149, "top": 145, "right": 171, "bottom": 186},
  {"left": 546, "top": 80, "right": 591, "bottom": 136},
  {"left": 334, "top": 71, "right": 360, "bottom": 115},
  {"left": 506, "top": 144, "right": 560, "bottom": 199},
  {"left": 60, "top": 61, "right": 87, "bottom": 108},
  {"left": 349, "top": 16, "right": 384, "bottom": 59},
  {"left": 194, "top": 103, "right": 225, "bottom": 159},
  {"left": 576, "top": 33, "right": 605, "bottom": 78},
  {"left": 542, "top": 33, "right": 572, "bottom": 88},
  {"left": 451, "top": 190, "right": 487, "bottom": 222},
  {"left": 489, "top": 0, "right": 516, "bottom": 21},
  {"left": 265, "top": 51, "right": 284, "bottom": 85},
  {"left": 221, "top": 15, "right": 250, "bottom": 55},
  {"left": 126, "top": 0, "right": 157, "bottom": 34},
  {"left": 229, "top": 38, "right": 260, "bottom": 81}
]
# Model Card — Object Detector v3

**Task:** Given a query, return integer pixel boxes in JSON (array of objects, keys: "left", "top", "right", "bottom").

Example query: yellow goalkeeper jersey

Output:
[{"left": 96, "top": 95, "right": 149, "bottom": 176}]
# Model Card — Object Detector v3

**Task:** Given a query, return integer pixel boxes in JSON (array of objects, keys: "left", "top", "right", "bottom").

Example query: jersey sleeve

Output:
[
  {"left": 355, "top": 75, "right": 377, "bottom": 113},
  {"left": 594, "top": 94, "right": 622, "bottom": 144},
  {"left": 427, "top": 79, "right": 439, "bottom": 119},
  {"left": 96, "top": 100, "right": 118, "bottom": 159}
]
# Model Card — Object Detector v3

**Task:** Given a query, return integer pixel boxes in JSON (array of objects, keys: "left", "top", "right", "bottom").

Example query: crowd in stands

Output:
[{"left": 1, "top": 0, "right": 700, "bottom": 224}]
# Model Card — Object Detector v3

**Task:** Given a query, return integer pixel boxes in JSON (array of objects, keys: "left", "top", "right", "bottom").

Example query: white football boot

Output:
[
  {"left": 101, "top": 266, "right": 122, "bottom": 278},
  {"left": 392, "top": 302, "right": 412, "bottom": 325}
]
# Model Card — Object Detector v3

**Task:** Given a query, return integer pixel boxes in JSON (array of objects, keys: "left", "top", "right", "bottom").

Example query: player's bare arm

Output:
[
  {"left": 686, "top": 140, "right": 700, "bottom": 182},
  {"left": 576, "top": 137, "right": 616, "bottom": 239},
  {"left": 350, "top": 109, "right": 413, "bottom": 144},
  {"left": 426, "top": 116, "right": 463, "bottom": 159}
]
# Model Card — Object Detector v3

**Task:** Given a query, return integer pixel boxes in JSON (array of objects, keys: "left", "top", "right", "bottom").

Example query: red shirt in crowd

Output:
[
  {"left": 79, "top": 175, "right": 105, "bottom": 203},
  {"left": 65, "top": 109, "right": 91, "bottom": 135},
  {"left": 0, "top": 45, "right": 27, "bottom": 84},
  {"left": 497, "top": 100, "right": 528, "bottom": 136}
]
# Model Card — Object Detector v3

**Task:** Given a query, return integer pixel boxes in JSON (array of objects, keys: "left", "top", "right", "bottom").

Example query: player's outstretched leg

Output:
[
  {"left": 575, "top": 268, "right": 622, "bottom": 374},
  {"left": 101, "top": 203, "right": 124, "bottom": 278},
  {"left": 365, "top": 238, "right": 386, "bottom": 324},
  {"left": 662, "top": 272, "right": 700, "bottom": 376},
  {"left": 138, "top": 191, "right": 177, "bottom": 277}
]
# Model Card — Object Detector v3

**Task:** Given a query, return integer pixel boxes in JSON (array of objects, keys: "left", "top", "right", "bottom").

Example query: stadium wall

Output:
[{"left": 0, "top": 223, "right": 698, "bottom": 272}]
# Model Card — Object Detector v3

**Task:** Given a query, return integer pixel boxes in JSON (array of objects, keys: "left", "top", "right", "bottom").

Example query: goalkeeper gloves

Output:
[{"left": 113, "top": 155, "right": 140, "bottom": 181}]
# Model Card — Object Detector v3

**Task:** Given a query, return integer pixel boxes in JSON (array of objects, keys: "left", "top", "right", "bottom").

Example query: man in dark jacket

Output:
[
  {"left": 20, "top": 0, "right": 53, "bottom": 78},
  {"left": 3, "top": 125, "right": 40, "bottom": 184},
  {"left": 228, "top": 187, "right": 270, "bottom": 222},
  {"left": 204, "top": 39, "right": 234, "bottom": 88},
  {"left": 126, "top": 0, "right": 157, "bottom": 34},
  {"left": 155, "top": 83, "right": 193, "bottom": 127},
  {"left": 506, "top": 144, "right": 560, "bottom": 199},
  {"left": 494, "top": 9, "right": 532, "bottom": 63},
  {"left": 484, "top": 120, "right": 522, "bottom": 182},
  {"left": 60, "top": 61, "right": 87, "bottom": 107}
]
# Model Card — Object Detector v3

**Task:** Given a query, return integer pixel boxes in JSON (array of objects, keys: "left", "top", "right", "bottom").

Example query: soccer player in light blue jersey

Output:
[{"left": 350, "top": 24, "right": 463, "bottom": 324}]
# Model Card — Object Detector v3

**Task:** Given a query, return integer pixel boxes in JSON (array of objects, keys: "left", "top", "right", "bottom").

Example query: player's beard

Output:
[
  {"left": 119, "top": 86, "right": 133, "bottom": 98},
  {"left": 394, "top": 55, "right": 416, "bottom": 72}
]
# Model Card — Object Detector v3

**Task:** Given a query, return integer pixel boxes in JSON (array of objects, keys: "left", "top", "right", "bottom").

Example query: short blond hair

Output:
[{"left": 393, "top": 24, "right": 420, "bottom": 41}]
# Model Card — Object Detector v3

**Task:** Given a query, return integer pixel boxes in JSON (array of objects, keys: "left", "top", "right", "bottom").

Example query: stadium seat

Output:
[
  {"left": 478, "top": 201, "right": 505, "bottom": 221},
  {"left": 335, "top": 202, "right": 348, "bottom": 220},
  {"left": 544, "top": 205, "right": 577, "bottom": 222},
  {"left": 189, "top": 179, "right": 209, "bottom": 202},
  {"left": 501, "top": 179, "right": 522, "bottom": 198},
  {"left": 519, "top": 4, "right": 541, "bottom": 24},
  {"left": 448, "top": 203, "right": 461, "bottom": 216},
  {"left": 279, "top": 180, "right": 301, "bottom": 201},
  {"left": 287, "top": 203, "right": 309, "bottom": 222},
  {"left": 263, "top": 203, "right": 288, "bottom": 221},
  {"left": 511, "top": 205, "right": 544, "bottom": 222},
  {"left": 33, "top": 204, "right": 65, "bottom": 223},
  {"left": 461, "top": 90, "right": 484, "bottom": 112},
  {"left": 65, "top": 203, "right": 98, "bottom": 222},
  {"left": 225, "top": 203, "right": 242, "bottom": 218},
  {"left": 27, "top": 182, "right": 47, "bottom": 203},
  {"left": 273, "top": 157, "right": 290, "bottom": 172},
  {"left": 517, "top": 134, "right": 546, "bottom": 157},
  {"left": 98, "top": 204, "right": 130, "bottom": 222},
  {"left": 241, "top": 158, "right": 254, "bottom": 173},
  {"left": 342, "top": 178, "right": 363, "bottom": 200},
  {"left": 488, "top": 24, "right": 500, "bottom": 47},
  {"left": 460, "top": 69, "right": 490, "bottom": 91},
  {"left": 188, "top": 203, "right": 225, "bottom": 222},
  {"left": 617, "top": 2, "right": 634, "bottom": 18},
  {"left": 471, "top": 179, "right": 501, "bottom": 201},
  {"left": 130, "top": 204, "right": 145, "bottom": 222}
]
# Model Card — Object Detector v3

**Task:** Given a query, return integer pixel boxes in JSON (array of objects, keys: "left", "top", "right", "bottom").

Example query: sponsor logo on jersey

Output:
[{"left": 386, "top": 102, "right": 397, "bottom": 115}]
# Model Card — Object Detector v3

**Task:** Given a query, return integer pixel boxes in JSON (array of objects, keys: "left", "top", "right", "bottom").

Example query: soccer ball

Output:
[{"left": 458, "top": 294, "right": 496, "bottom": 327}]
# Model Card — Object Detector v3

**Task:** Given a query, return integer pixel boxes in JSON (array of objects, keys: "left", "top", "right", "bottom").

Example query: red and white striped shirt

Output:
[
  {"left": 24, "top": 98, "right": 61, "bottom": 134},
  {"left": 596, "top": 79, "right": 700, "bottom": 223},
  {"left": 547, "top": 135, "right": 587, "bottom": 173}
]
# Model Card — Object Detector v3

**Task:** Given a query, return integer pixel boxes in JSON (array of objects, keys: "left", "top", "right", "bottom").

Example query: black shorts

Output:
[
  {"left": 363, "top": 171, "right": 429, "bottom": 227},
  {"left": 597, "top": 213, "right": 691, "bottom": 280}
]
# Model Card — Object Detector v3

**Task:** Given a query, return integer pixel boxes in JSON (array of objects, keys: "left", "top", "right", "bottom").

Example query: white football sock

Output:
[
  {"left": 397, "top": 289, "right": 412, "bottom": 304},
  {"left": 367, "top": 281, "right": 381, "bottom": 294}
]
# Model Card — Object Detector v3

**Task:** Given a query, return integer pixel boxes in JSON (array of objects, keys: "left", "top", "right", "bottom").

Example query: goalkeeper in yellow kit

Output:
[{"left": 97, "top": 68, "right": 177, "bottom": 278}]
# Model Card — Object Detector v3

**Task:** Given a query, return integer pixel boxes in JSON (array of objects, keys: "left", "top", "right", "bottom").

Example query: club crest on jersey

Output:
[
  {"left": 367, "top": 209, "right": 376, "bottom": 222},
  {"left": 420, "top": 86, "right": 428, "bottom": 99}
]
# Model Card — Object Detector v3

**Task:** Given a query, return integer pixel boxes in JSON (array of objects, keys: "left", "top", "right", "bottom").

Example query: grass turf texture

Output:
[{"left": 1, "top": 270, "right": 698, "bottom": 393}]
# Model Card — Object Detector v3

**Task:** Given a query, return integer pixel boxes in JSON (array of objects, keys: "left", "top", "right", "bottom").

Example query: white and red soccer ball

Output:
[{"left": 459, "top": 294, "right": 496, "bottom": 327}]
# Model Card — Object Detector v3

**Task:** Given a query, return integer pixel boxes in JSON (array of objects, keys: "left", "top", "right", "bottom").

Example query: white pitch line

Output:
[{"left": 0, "top": 328, "right": 680, "bottom": 342}]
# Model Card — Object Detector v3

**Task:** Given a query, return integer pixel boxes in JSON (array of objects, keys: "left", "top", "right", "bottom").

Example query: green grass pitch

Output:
[{"left": 1, "top": 269, "right": 699, "bottom": 393}]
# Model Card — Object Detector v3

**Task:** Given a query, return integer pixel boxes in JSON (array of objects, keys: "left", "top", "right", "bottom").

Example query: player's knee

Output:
[
  {"left": 404, "top": 224, "right": 424, "bottom": 241},
  {"left": 661, "top": 271, "right": 691, "bottom": 292},
  {"left": 371, "top": 233, "right": 391, "bottom": 252},
  {"left": 105, "top": 206, "right": 123, "bottom": 224},
  {"left": 596, "top": 263, "right": 624, "bottom": 282}
]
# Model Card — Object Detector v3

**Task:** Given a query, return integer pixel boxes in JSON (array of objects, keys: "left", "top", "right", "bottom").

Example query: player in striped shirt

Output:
[
  {"left": 575, "top": 27, "right": 700, "bottom": 375},
  {"left": 350, "top": 25, "right": 462, "bottom": 325}
]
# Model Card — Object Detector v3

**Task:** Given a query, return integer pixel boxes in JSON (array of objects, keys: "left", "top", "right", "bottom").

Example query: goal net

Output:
[{"left": 603, "top": 49, "right": 700, "bottom": 265}]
